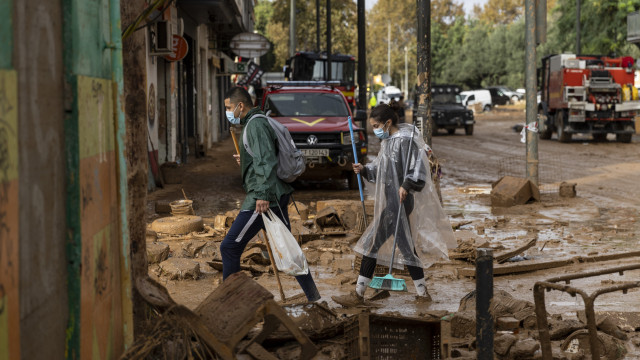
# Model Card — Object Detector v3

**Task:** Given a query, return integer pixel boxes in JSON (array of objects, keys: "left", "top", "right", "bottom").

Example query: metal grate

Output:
[
  {"left": 497, "top": 153, "right": 566, "bottom": 194},
  {"left": 344, "top": 313, "right": 441, "bottom": 360}
]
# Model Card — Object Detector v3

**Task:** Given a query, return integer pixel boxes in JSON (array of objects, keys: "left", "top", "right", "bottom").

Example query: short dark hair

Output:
[
  {"left": 224, "top": 86, "right": 253, "bottom": 107},
  {"left": 370, "top": 103, "right": 399, "bottom": 125}
]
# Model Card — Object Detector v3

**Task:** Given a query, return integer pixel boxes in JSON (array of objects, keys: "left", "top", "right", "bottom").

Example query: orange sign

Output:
[{"left": 164, "top": 35, "right": 189, "bottom": 62}]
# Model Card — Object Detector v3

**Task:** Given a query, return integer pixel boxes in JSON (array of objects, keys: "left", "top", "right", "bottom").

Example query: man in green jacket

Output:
[{"left": 220, "top": 87, "right": 320, "bottom": 301}]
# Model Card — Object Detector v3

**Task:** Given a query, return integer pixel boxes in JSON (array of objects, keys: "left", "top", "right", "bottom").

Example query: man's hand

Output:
[
  {"left": 233, "top": 154, "right": 241, "bottom": 166},
  {"left": 399, "top": 187, "right": 408, "bottom": 202},
  {"left": 353, "top": 163, "right": 364, "bottom": 174},
  {"left": 255, "top": 199, "right": 270, "bottom": 214}
]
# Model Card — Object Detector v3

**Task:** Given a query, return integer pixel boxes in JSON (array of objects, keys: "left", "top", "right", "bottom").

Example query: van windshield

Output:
[{"left": 265, "top": 92, "right": 349, "bottom": 117}]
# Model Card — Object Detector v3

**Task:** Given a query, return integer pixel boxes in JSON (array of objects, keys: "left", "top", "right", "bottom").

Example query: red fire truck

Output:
[
  {"left": 285, "top": 52, "right": 357, "bottom": 110},
  {"left": 538, "top": 54, "right": 638, "bottom": 143}
]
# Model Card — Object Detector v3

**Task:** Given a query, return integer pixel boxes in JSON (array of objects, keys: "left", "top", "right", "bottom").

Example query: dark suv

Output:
[
  {"left": 261, "top": 81, "right": 367, "bottom": 188},
  {"left": 485, "top": 87, "right": 511, "bottom": 106},
  {"left": 414, "top": 84, "right": 475, "bottom": 135}
]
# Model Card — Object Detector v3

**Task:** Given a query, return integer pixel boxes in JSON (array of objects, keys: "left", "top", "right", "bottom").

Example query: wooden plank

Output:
[
  {"left": 457, "top": 259, "right": 573, "bottom": 278},
  {"left": 457, "top": 251, "right": 640, "bottom": 278},
  {"left": 495, "top": 238, "right": 537, "bottom": 264}
]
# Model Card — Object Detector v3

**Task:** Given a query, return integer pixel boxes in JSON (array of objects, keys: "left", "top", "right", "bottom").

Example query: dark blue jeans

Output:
[{"left": 220, "top": 194, "right": 321, "bottom": 301}]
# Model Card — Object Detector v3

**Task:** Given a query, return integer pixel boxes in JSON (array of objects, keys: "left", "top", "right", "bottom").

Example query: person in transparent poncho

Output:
[{"left": 332, "top": 103, "right": 455, "bottom": 307}]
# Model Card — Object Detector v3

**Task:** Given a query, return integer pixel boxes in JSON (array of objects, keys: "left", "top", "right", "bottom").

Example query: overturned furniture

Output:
[
  {"left": 195, "top": 272, "right": 318, "bottom": 360},
  {"left": 534, "top": 264, "right": 640, "bottom": 359}
]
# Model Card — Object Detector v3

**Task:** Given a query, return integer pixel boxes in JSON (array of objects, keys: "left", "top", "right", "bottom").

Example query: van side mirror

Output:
[{"left": 283, "top": 65, "right": 291, "bottom": 80}]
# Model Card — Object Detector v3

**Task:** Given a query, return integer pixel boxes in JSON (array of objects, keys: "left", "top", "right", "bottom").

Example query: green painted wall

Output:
[{"left": 0, "top": 0, "right": 12, "bottom": 69}]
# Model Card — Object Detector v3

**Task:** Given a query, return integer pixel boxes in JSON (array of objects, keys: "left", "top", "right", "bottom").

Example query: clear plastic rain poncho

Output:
[{"left": 353, "top": 124, "right": 456, "bottom": 269}]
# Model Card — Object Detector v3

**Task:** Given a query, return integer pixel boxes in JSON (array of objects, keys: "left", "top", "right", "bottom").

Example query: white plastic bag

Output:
[{"left": 261, "top": 209, "right": 309, "bottom": 276}]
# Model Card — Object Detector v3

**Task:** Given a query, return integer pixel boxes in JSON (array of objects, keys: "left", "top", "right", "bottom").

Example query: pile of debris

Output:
[{"left": 146, "top": 198, "right": 372, "bottom": 283}]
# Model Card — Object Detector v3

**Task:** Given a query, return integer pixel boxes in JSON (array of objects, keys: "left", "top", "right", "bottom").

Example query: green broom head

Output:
[{"left": 368, "top": 274, "right": 408, "bottom": 292}]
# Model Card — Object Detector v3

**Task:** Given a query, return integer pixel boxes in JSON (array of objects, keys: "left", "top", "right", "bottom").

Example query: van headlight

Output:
[{"left": 342, "top": 132, "right": 352, "bottom": 145}]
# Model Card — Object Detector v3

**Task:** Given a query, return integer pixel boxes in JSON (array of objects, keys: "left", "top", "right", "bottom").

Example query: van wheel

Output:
[
  {"left": 465, "top": 125, "right": 474, "bottom": 135},
  {"left": 483, "top": 105, "right": 491, "bottom": 112},
  {"left": 511, "top": 95, "right": 519, "bottom": 103},
  {"left": 616, "top": 133, "right": 632, "bottom": 143},
  {"left": 447, "top": 128, "right": 455, "bottom": 135}
]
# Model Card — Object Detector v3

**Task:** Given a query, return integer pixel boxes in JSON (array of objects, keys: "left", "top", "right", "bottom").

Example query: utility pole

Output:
[
  {"left": 416, "top": 0, "right": 432, "bottom": 145},
  {"left": 290, "top": 0, "right": 296, "bottom": 57},
  {"left": 357, "top": 0, "right": 367, "bottom": 114},
  {"left": 525, "top": 0, "right": 539, "bottom": 185},
  {"left": 316, "top": 0, "right": 321, "bottom": 52},
  {"left": 326, "top": 0, "right": 332, "bottom": 81},
  {"left": 404, "top": 46, "right": 408, "bottom": 97},
  {"left": 576, "top": 0, "right": 581, "bottom": 54},
  {"left": 387, "top": 22, "right": 391, "bottom": 81}
]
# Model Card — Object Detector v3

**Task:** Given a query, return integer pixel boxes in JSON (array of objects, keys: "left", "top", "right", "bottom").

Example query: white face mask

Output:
[{"left": 226, "top": 103, "right": 241, "bottom": 124}]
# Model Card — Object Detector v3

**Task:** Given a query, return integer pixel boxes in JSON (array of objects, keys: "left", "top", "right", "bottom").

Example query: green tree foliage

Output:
[{"left": 256, "top": 0, "right": 640, "bottom": 88}]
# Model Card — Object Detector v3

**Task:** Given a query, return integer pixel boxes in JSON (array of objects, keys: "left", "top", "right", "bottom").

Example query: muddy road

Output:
[{"left": 146, "top": 106, "right": 640, "bottom": 356}]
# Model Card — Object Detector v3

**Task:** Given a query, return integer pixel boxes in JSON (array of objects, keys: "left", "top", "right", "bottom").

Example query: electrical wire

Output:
[
  {"left": 133, "top": 0, "right": 176, "bottom": 32},
  {"left": 121, "top": 0, "right": 167, "bottom": 40}
]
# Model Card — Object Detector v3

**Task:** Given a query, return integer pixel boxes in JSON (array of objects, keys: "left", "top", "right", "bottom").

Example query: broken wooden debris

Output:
[
  {"left": 494, "top": 237, "right": 537, "bottom": 264},
  {"left": 207, "top": 260, "right": 270, "bottom": 274},
  {"left": 576, "top": 311, "right": 640, "bottom": 333},
  {"left": 195, "top": 272, "right": 318, "bottom": 360},
  {"left": 490, "top": 176, "right": 540, "bottom": 207},
  {"left": 314, "top": 206, "right": 347, "bottom": 234},
  {"left": 457, "top": 251, "right": 640, "bottom": 277}
]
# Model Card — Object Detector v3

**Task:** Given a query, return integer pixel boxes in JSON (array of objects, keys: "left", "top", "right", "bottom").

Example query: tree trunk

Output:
[{"left": 120, "top": 0, "right": 150, "bottom": 337}]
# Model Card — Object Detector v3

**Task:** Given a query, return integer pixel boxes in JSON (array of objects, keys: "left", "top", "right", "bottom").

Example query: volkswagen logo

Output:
[{"left": 307, "top": 135, "right": 318, "bottom": 145}]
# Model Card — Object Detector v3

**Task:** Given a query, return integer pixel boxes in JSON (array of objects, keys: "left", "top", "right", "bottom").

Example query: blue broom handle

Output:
[
  {"left": 388, "top": 125, "right": 416, "bottom": 275},
  {"left": 347, "top": 117, "right": 365, "bottom": 203}
]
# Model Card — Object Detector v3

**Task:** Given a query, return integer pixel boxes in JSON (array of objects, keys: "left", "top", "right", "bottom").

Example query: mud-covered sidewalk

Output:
[{"left": 144, "top": 107, "right": 640, "bottom": 358}]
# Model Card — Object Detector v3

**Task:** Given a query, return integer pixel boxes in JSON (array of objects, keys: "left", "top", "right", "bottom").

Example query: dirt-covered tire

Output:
[
  {"left": 539, "top": 108, "right": 553, "bottom": 140},
  {"left": 483, "top": 105, "right": 491, "bottom": 112},
  {"left": 616, "top": 133, "right": 632, "bottom": 143},
  {"left": 465, "top": 125, "right": 474, "bottom": 135},
  {"left": 511, "top": 95, "right": 519, "bottom": 103},
  {"left": 592, "top": 133, "right": 607, "bottom": 142},
  {"left": 556, "top": 111, "right": 572, "bottom": 143},
  {"left": 447, "top": 128, "right": 456, "bottom": 135}
]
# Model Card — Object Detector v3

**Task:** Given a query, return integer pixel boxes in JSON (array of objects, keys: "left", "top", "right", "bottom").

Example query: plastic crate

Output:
[
  {"left": 344, "top": 313, "right": 442, "bottom": 360},
  {"left": 353, "top": 256, "right": 410, "bottom": 277}
]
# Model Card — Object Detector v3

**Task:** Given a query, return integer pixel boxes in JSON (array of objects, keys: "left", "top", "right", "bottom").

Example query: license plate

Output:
[{"left": 301, "top": 148, "right": 329, "bottom": 157}]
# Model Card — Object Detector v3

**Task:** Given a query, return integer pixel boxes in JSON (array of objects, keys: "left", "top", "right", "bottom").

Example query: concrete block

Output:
[
  {"left": 497, "top": 316, "right": 520, "bottom": 331},
  {"left": 180, "top": 240, "right": 207, "bottom": 258},
  {"left": 559, "top": 182, "right": 577, "bottom": 198},
  {"left": 147, "top": 242, "right": 170, "bottom": 264},
  {"left": 494, "top": 333, "right": 517, "bottom": 356},
  {"left": 450, "top": 311, "right": 476, "bottom": 338},
  {"left": 491, "top": 176, "right": 540, "bottom": 207},
  {"left": 288, "top": 201, "right": 309, "bottom": 220},
  {"left": 509, "top": 338, "right": 539, "bottom": 358},
  {"left": 158, "top": 258, "right": 202, "bottom": 280},
  {"left": 316, "top": 199, "right": 374, "bottom": 230}
]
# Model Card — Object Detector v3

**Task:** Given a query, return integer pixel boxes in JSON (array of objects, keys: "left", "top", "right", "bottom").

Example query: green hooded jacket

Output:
[{"left": 239, "top": 107, "right": 294, "bottom": 211}]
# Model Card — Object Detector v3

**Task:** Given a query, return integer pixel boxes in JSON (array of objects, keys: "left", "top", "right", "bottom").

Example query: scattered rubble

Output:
[
  {"left": 559, "top": 182, "right": 577, "bottom": 198},
  {"left": 147, "top": 242, "right": 170, "bottom": 264},
  {"left": 157, "top": 258, "right": 202, "bottom": 280},
  {"left": 491, "top": 176, "right": 540, "bottom": 207}
]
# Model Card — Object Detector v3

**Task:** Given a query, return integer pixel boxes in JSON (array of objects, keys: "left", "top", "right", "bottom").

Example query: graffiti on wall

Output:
[
  {"left": 77, "top": 75, "right": 123, "bottom": 359},
  {"left": 0, "top": 69, "right": 20, "bottom": 360}
]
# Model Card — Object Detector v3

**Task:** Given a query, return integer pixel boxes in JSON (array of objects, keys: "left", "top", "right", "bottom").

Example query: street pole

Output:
[
  {"left": 290, "top": 0, "right": 296, "bottom": 57},
  {"left": 316, "top": 0, "right": 321, "bottom": 52},
  {"left": 576, "top": 0, "right": 581, "bottom": 54},
  {"left": 476, "top": 248, "right": 494, "bottom": 360},
  {"left": 326, "top": 0, "right": 332, "bottom": 81},
  {"left": 357, "top": 0, "right": 367, "bottom": 113},
  {"left": 416, "top": 0, "right": 432, "bottom": 145},
  {"left": 404, "top": 46, "right": 408, "bottom": 97},
  {"left": 525, "top": 0, "right": 539, "bottom": 185},
  {"left": 387, "top": 22, "right": 391, "bottom": 82}
]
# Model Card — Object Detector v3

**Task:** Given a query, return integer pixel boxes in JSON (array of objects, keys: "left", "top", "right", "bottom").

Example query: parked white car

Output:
[{"left": 460, "top": 89, "right": 492, "bottom": 112}]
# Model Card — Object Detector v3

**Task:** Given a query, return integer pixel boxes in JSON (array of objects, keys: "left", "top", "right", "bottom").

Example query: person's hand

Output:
[
  {"left": 233, "top": 154, "right": 240, "bottom": 166},
  {"left": 353, "top": 163, "right": 364, "bottom": 174},
  {"left": 399, "top": 187, "right": 408, "bottom": 202},
  {"left": 255, "top": 200, "right": 270, "bottom": 213}
]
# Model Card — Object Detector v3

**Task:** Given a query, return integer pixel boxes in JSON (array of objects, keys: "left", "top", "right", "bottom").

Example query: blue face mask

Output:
[
  {"left": 226, "top": 103, "right": 241, "bottom": 125},
  {"left": 373, "top": 122, "right": 390, "bottom": 139}
]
